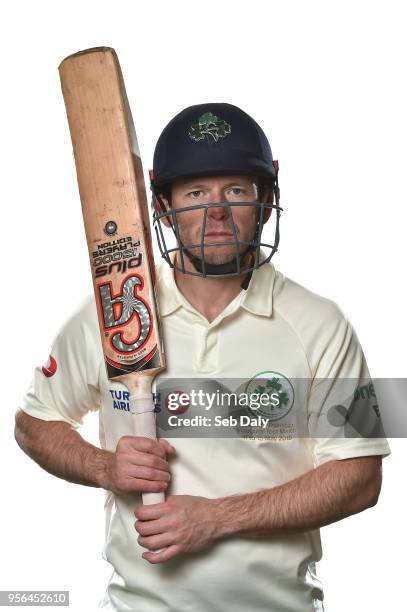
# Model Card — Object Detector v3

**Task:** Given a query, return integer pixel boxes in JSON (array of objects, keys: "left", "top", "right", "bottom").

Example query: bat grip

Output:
[{"left": 130, "top": 393, "right": 165, "bottom": 506}]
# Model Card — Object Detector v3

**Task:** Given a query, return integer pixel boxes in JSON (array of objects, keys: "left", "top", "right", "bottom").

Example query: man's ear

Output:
[{"left": 153, "top": 194, "right": 172, "bottom": 228}]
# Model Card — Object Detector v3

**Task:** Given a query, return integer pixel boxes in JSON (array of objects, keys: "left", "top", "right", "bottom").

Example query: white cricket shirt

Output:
[{"left": 21, "top": 260, "right": 390, "bottom": 611}]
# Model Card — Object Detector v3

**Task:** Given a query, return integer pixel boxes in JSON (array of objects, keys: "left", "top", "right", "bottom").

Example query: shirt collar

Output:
[
  {"left": 155, "top": 258, "right": 182, "bottom": 317},
  {"left": 241, "top": 260, "right": 275, "bottom": 317},
  {"left": 155, "top": 254, "right": 275, "bottom": 318}
]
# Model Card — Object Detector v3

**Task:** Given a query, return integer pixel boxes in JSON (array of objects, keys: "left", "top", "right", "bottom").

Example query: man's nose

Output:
[
  {"left": 207, "top": 205, "right": 229, "bottom": 221},
  {"left": 206, "top": 188, "right": 229, "bottom": 220}
]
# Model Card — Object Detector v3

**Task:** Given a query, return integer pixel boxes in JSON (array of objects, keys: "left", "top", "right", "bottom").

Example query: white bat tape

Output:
[{"left": 129, "top": 394, "right": 154, "bottom": 416}]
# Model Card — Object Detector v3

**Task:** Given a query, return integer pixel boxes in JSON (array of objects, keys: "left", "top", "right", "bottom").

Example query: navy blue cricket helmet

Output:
[
  {"left": 150, "top": 103, "right": 282, "bottom": 279},
  {"left": 151, "top": 103, "right": 277, "bottom": 189}
]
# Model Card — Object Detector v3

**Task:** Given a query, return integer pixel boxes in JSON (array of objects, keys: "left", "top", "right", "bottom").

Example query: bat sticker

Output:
[{"left": 98, "top": 274, "right": 153, "bottom": 355}]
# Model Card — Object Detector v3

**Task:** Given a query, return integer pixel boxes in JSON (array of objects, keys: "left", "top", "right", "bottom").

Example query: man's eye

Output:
[
  {"left": 188, "top": 190, "right": 203, "bottom": 198},
  {"left": 231, "top": 188, "right": 243, "bottom": 196}
]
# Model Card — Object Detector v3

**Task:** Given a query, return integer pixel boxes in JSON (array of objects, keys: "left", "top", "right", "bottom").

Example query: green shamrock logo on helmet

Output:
[{"left": 188, "top": 112, "right": 231, "bottom": 143}]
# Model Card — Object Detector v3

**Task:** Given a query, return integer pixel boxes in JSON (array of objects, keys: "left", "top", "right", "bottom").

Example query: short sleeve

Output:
[
  {"left": 21, "top": 296, "right": 102, "bottom": 429},
  {"left": 308, "top": 313, "right": 391, "bottom": 466}
]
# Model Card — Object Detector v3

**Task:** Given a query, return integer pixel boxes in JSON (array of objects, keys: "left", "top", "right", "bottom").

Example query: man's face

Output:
[{"left": 163, "top": 175, "right": 266, "bottom": 267}]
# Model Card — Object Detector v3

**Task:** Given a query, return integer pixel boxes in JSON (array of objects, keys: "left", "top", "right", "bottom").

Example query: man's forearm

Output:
[
  {"left": 212, "top": 456, "right": 382, "bottom": 538},
  {"left": 15, "top": 410, "right": 110, "bottom": 488}
]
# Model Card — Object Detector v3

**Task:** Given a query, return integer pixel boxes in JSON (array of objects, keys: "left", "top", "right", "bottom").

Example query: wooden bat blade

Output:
[
  {"left": 59, "top": 48, "right": 165, "bottom": 382},
  {"left": 59, "top": 47, "right": 166, "bottom": 506}
]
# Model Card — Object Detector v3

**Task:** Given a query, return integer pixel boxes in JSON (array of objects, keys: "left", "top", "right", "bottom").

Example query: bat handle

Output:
[{"left": 129, "top": 391, "right": 165, "bottom": 506}]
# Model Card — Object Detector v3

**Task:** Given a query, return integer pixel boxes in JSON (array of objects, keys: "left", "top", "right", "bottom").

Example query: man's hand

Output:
[
  {"left": 134, "top": 495, "right": 220, "bottom": 563},
  {"left": 135, "top": 456, "right": 383, "bottom": 564},
  {"left": 99, "top": 436, "right": 175, "bottom": 496}
]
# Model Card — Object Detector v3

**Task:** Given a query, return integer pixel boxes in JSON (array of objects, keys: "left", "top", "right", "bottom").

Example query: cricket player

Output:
[{"left": 16, "top": 103, "right": 390, "bottom": 611}]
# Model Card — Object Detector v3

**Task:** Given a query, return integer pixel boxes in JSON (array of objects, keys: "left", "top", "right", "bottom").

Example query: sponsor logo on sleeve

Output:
[{"left": 42, "top": 355, "right": 57, "bottom": 378}]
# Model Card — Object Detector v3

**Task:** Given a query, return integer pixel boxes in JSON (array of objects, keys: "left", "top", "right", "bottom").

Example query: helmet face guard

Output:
[{"left": 151, "top": 185, "right": 282, "bottom": 279}]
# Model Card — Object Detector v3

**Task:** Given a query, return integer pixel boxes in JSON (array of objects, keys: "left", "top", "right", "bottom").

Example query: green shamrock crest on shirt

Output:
[
  {"left": 188, "top": 112, "right": 232, "bottom": 143},
  {"left": 252, "top": 378, "right": 290, "bottom": 409},
  {"left": 245, "top": 371, "right": 295, "bottom": 421}
]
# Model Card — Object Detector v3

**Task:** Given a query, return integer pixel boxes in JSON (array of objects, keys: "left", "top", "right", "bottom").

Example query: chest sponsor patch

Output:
[
  {"left": 109, "top": 389, "right": 130, "bottom": 411},
  {"left": 108, "top": 389, "right": 161, "bottom": 413}
]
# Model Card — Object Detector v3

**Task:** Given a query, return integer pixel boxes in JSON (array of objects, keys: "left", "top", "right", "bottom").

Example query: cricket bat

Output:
[{"left": 59, "top": 47, "right": 165, "bottom": 505}]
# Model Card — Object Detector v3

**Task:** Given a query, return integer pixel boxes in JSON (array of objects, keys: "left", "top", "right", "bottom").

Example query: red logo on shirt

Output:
[{"left": 42, "top": 355, "right": 57, "bottom": 377}]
